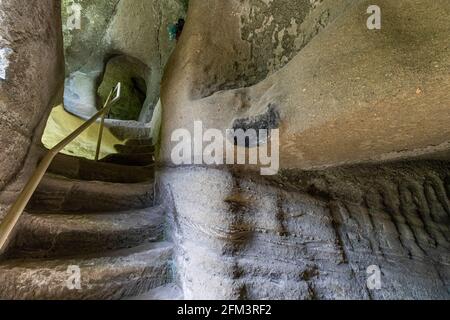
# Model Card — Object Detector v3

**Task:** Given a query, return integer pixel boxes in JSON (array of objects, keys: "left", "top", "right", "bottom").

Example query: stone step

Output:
[
  {"left": 114, "top": 144, "right": 155, "bottom": 155},
  {"left": 28, "top": 174, "right": 154, "bottom": 212},
  {"left": 100, "top": 153, "right": 154, "bottom": 166},
  {"left": 125, "top": 138, "right": 153, "bottom": 146},
  {"left": 49, "top": 153, "right": 154, "bottom": 183},
  {"left": 125, "top": 283, "right": 183, "bottom": 300},
  {"left": 8, "top": 206, "right": 165, "bottom": 259},
  {"left": 0, "top": 242, "right": 173, "bottom": 300}
]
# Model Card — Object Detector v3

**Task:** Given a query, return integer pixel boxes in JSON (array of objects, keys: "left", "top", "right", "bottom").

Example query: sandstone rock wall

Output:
[
  {"left": 62, "top": 0, "right": 120, "bottom": 75},
  {"left": 158, "top": 0, "right": 450, "bottom": 299},
  {"left": 160, "top": 0, "right": 450, "bottom": 169},
  {"left": 0, "top": 0, "right": 64, "bottom": 215},
  {"left": 159, "top": 161, "right": 450, "bottom": 299},
  {"left": 163, "top": 0, "right": 354, "bottom": 101},
  {"left": 62, "top": 0, "right": 186, "bottom": 122},
  {"left": 240, "top": 0, "right": 355, "bottom": 85}
]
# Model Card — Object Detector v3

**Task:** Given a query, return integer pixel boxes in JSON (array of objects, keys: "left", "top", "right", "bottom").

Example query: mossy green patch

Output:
[{"left": 97, "top": 55, "right": 149, "bottom": 121}]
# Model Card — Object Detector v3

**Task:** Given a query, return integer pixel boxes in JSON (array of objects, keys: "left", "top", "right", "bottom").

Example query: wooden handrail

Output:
[{"left": 0, "top": 83, "right": 121, "bottom": 255}]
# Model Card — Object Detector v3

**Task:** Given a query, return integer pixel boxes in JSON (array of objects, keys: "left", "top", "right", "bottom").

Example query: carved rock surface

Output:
[
  {"left": 161, "top": 0, "right": 450, "bottom": 169},
  {"left": 0, "top": 242, "right": 173, "bottom": 300},
  {"left": 62, "top": 0, "right": 186, "bottom": 121},
  {"left": 159, "top": 161, "right": 450, "bottom": 299},
  {"left": 0, "top": 0, "right": 64, "bottom": 203},
  {"left": 0, "top": 138, "right": 175, "bottom": 300}
]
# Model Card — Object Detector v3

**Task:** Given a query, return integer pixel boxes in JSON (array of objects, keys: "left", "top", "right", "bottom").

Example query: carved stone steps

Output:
[
  {"left": 0, "top": 242, "right": 173, "bottom": 300},
  {"left": 100, "top": 153, "right": 154, "bottom": 167},
  {"left": 0, "top": 137, "right": 174, "bottom": 299},
  {"left": 8, "top": 206, "right": 165, "bottom": 259},
  {"left": 49, "top": 153, "right": 154, "bottom": 183},
  {"left": 27, "top": 174, "right": 154, "bottom": 213}
]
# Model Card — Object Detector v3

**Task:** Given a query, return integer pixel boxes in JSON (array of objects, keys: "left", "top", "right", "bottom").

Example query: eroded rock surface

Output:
[
  {"left": 159, "top": 161, "right": 450, "bottom": 299},
  {"left": 161, "top": 0, "right": 450, "bottom": 168},
  {"left": 0, "top": 138, "right": 174, "bottom": 300},
  {"left": 0, "top": 0, "right": 64, "bottom": 212},
  {"left": 63, "top": 0, "right": 186, "bottom": 121},
  {"left": 158, "top": 0, "right": 450, "bottom": 299},
  {"left": 97, "top": 55, "right": 149, "bottom": 120}
]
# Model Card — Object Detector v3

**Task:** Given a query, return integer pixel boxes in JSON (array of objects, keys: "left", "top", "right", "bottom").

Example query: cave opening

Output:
[{"left": 39, "top": 0, "right": 188, "bottom": 160}]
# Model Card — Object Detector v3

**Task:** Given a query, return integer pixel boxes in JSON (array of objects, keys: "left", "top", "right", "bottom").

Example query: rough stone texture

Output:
[
  {"left": 62, "top": 0, "right": 186, "bottom": 122},
  {"left": 28, "top": 174, "right": 155, "bottom": 213},
  {"left": 9, "top": 206, "right": 165, "bottom": 259},
  {"left": 158, "top": 161, "right": 450, "bottom": 299},
  {"left": 0, "top": 138, "right": 175, "bottom": 300},
  {"left": 97, "top": 55, "right": 149, "bottom": 120},
  {"left": 158, "top": 0, "right": 450, "bottom": 300},
  {"left": 0, "top": 242, "right": 173, "bottom": 300},
  {"left": 161, "top": 0, "right": 450, "bottom": 169},
  {"left": 62, "top": 0, "right": 120, "bottom": 75},
  {"left": 48, "top": 153, "right": 155, "bottom": 183},
  {"left": 0, "top": 0, "right": 64, "bottom": 202},
  {"left": 239, "top": 0, "right": 355, "bottom": 86},
  {"left": 161, "top": 0, "right": 354, "bottom": 101}
]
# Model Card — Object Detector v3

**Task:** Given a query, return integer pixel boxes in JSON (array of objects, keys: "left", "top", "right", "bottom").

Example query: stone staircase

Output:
[{"left": 0, "top": 139, "right": 179, "bottom": 300}]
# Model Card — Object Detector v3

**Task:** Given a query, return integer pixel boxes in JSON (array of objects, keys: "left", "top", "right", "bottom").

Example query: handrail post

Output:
[
  {"left": 95, "top": 91, "right": 113, "bottom": 162},
  {"left": 95, "top": 83, "right": 121, "bottom": 161}
]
